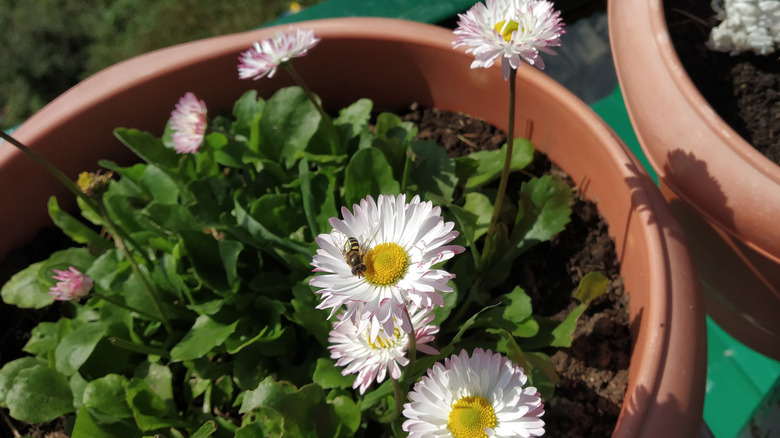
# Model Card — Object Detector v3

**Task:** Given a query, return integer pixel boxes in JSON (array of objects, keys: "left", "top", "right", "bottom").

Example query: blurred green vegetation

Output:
[{"left": 0, "top": 0, "right": 324, "bottom": 130}]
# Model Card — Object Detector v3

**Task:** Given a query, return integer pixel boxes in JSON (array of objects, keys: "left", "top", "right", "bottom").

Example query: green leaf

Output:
[
  {"left": 233, "top": 90, "right": 265, "bottom": 139},
  {"left": 0, "top": 357, "right": 46, "bottom": 405},
  {"left": 372, "top": 112, "right": 415, "bottom": 173},
  {"left": 48, "top": 196, "right": 113, "bottom": 251},
  {"left": 114, "top": 128, "right": 179, "bottom": 169},
  {"left": 357, "top": 379, "right": 393, "bottom": 410},
  {"left": 449, "top": 192, "right": 492, "bottom": 250},
  {"left": 1, "top": 261, "right": 53, "bottom": 309},
  {"left": 330, "top": 395, "right": 361, "bottom": 437},
  {"left": 143, "top": 203, "right": 201, "bottom": 232},
  {"left": 125, "top": 377, "right": 176, "bottom": 431},
  {"left": 231, "top": 190, "right": 313, "bottom": 264},
  {"left": 23, "top": 321, "right": 60, "bottom": 356},
  {"left": 55, "top": 321, "right": 108, "bottom": 376},
  {"left": 192, "top": 420, "right": 218, "bottom": 438},
  {"left": 525, "top": 351, "right": 559, "bottom": 400},
  {"left": 224, "top": 310, "right": 284, "bottom": 355},
  {"left": 409, "top": 140, "right": 457, "bottom": 202},
  {"left": 489, "top": 328, "right": 559, "bottom": 399},
  {"left": 233, "top": 344, "right": 268, "bottom": 391},
  {"left": 334, "top": 98, "right": 372, "bottom": 150},
  {"left": 170, "top": 314, "right": 239, "bottom": 362},
  {"left": 240, "top": 377, "right": 339, "bottom": 438},
  {"left": 5, "top": 365, "right": 74, "bottom": 423},
  {"left": 250, "top": 193, "right": 304, "bottom": 238},
  {"left": 71, "top": 405, "right": 142, "bottom": 438},
  {"left": 235, "top": 408, "right": 283, "bottom": 438},
  {"left": 137, "top": 362, "right": 175, "bottom": 406},
  {"left": 475, "top": 287, "right": 539, "bottom": 338},
  {"left": 179, "top": 231, "right": 242, "bottom": 293},
  {"left": 82, "top": 374, "right": 133, "bottom": 419},
  {"left": 289, "top": 283, "right": 331, "bottom": 346},
  {"left": 343, "top": 147, "right": 400, "bottom": 206},
  {"left": 259, "top": 86, "right": 321, "bottom": 168},
  {"left": 39, "top": 247, "right": 96, "bottom": 282},
  {"left": 550, "top": 272, "right": 609, "bottom": 347},
  {"left": 312, "top": 358, "right": 354, "bottom": 390},
  {"left": 1, "top": 246, "right": 91, "bottom": 310},
  {"left": 463, "top": 138, "right": 535, "bottom": 190},
  {"left": 139, "top": 164, "right": 179, "bottom": 204},
  {"left": 573, "top": 271, "right": 610, "bottom": 306},
  {"left": 513, "top": 174, "right": 572, "bottom": 252},
  {"left": 418, "top": 304, "right": 500, "bottom": 376},
  {"left": 306, "top": 168, "right": 340, "bottom": 238}
]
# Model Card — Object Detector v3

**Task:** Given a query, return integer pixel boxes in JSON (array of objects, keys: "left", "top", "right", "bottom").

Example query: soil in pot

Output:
[
  {"left": 404, "top": 105, "right": 630, "bottom": 438},
  {"left": 0, "top": 106, "right": 630, "bottom": 438},
  {"left": 664, "top": 0, "right": 780, "bottom": 164}
]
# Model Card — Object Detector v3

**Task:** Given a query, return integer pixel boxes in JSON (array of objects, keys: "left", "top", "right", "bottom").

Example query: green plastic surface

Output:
[{"left": 268, "top": 0, "right": 476, "bottom": 26}]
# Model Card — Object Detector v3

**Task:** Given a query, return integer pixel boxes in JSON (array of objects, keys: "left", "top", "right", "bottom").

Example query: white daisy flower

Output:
[
  {"left": 310, "top": 194, "right": 464, "bottom": 341},
  {"left": 453, "top": 0, "right": 565, "bottom": 79},
  {"left": 237, "top": 27, "right": 320, "bottom": 80},
  {"left": 328, "top": 304, "right": 439, "bottom": 394},
  {"left": 403, "top": 348, "right": 545, "bottom": 438}
]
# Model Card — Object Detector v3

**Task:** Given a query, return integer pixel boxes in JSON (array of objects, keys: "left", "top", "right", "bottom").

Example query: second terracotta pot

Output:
[{"left": 609, "top": 0, "right": 780, "bottom": 360}]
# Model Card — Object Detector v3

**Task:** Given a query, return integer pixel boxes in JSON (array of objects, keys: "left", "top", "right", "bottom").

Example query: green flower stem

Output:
[
  {"left": 380, "top": 307, "right": 418, "bottom": 424},
  {"left": 110, "top": 225, "right": 173, "bottom": 335},
  {"left": 380, "top": 378, "right": 404, "bottom": 424},
  {"left": 202, "top": 383, "right": 213, "bottom": 414},
  {"left": 452, "top": 67, "right": 519, "bottom": 328},
  {"left": 94, "top": 199, "right": 172, "bottom": 336},
  {"left": 93, "top": 291, "right": 161, "bottom": 322},
  {"left": 0, "top": 131, "right": 173, "bottom": 335},
  {"left": 480, "top": 68, "right": 517, "bottom": 267},
  {"left": 400, "top": 148, "right": 413, "bottom": 194},
  {"left": 107, "top": 336, "right": 171, "bottom": 359},
  {"left": 0, "top": 131, "right": 100, "bottom": 213},
  {"left": 450, "top": 69, "right": 519, "bottom": 330},
  {"left": 403, "top": 306, "right": 417, "bottom": 381},
  {"left": 284, "top": 63, "right": 341, "bottom": 156},
  {"left": 448, "top": 274, "right": 485, "bottom": 330}
]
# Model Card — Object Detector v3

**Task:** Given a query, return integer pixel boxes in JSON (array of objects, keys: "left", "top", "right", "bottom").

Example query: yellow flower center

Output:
[
  {"left": 447, "top": 396, "right": 497, "bottom": 438},
  {"left": 366, "top": 326, "right": 401, "bottom": 349},
  {"left": 494, "top": 20, "right": 521, "bottom": 42},
  {"left": 76, "top": 171, "right": 95, "bottom": 193},
  {"left": 363, "top": 242, "right": 409, "bottom": 286}
]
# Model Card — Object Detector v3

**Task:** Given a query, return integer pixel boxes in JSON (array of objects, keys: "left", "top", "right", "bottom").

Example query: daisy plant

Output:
[{"left": 0, "top": 8, "right": 609, "bottom": 437}]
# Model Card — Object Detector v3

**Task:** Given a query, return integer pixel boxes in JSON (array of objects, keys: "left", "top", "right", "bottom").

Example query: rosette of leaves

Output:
[{"left": 0, "top": 86, "right": 606, "bottom": 437}]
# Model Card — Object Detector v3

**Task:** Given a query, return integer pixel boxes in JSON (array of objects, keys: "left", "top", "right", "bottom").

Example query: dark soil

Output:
[
  {"left": 404, "top": 105, "right": 630, "bottom": 438},
  {"left": 0, "top": 105, "right": 630, "bottom": 438},
  {"left": 664, "top": 0, "right": 780, "bottom": 164}
]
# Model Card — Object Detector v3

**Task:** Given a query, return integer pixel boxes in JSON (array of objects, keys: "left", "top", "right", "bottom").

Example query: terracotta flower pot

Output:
[
  {"left": 0, "top": 17, "right": 705, "bottom": 437},
  {"left": 609, "top": 0, "right": 780, "bottom": 360}
]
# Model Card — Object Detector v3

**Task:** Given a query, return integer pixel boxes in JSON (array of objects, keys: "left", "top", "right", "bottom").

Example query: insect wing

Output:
[
  {"left": 358, "top": 219, "right": 382, "bottom": 253},
  {"left": 329, "top": 229, "right": 351, "bottom": 254}
]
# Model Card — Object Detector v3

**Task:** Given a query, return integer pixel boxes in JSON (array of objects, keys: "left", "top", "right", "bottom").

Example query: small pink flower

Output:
[
  {"left": 49, "top": 267, "right": 93, "bottom": 301},
  {"left": 328, "top": 304, "right": 439, "bottom": 394},
  {"left": 453, "top": 0, "right": 565, "bottom": 79},
  {"left": 170, "top": 92, "right": 207, "bottom": 154},
  {"left": 238, "top": 27, "right": 320, "bottom": 80}
]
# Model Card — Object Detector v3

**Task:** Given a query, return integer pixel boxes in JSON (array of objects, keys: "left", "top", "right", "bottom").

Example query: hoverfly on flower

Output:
[{"left": 330, "top": 219, "right": 381, "bottom": 278}]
